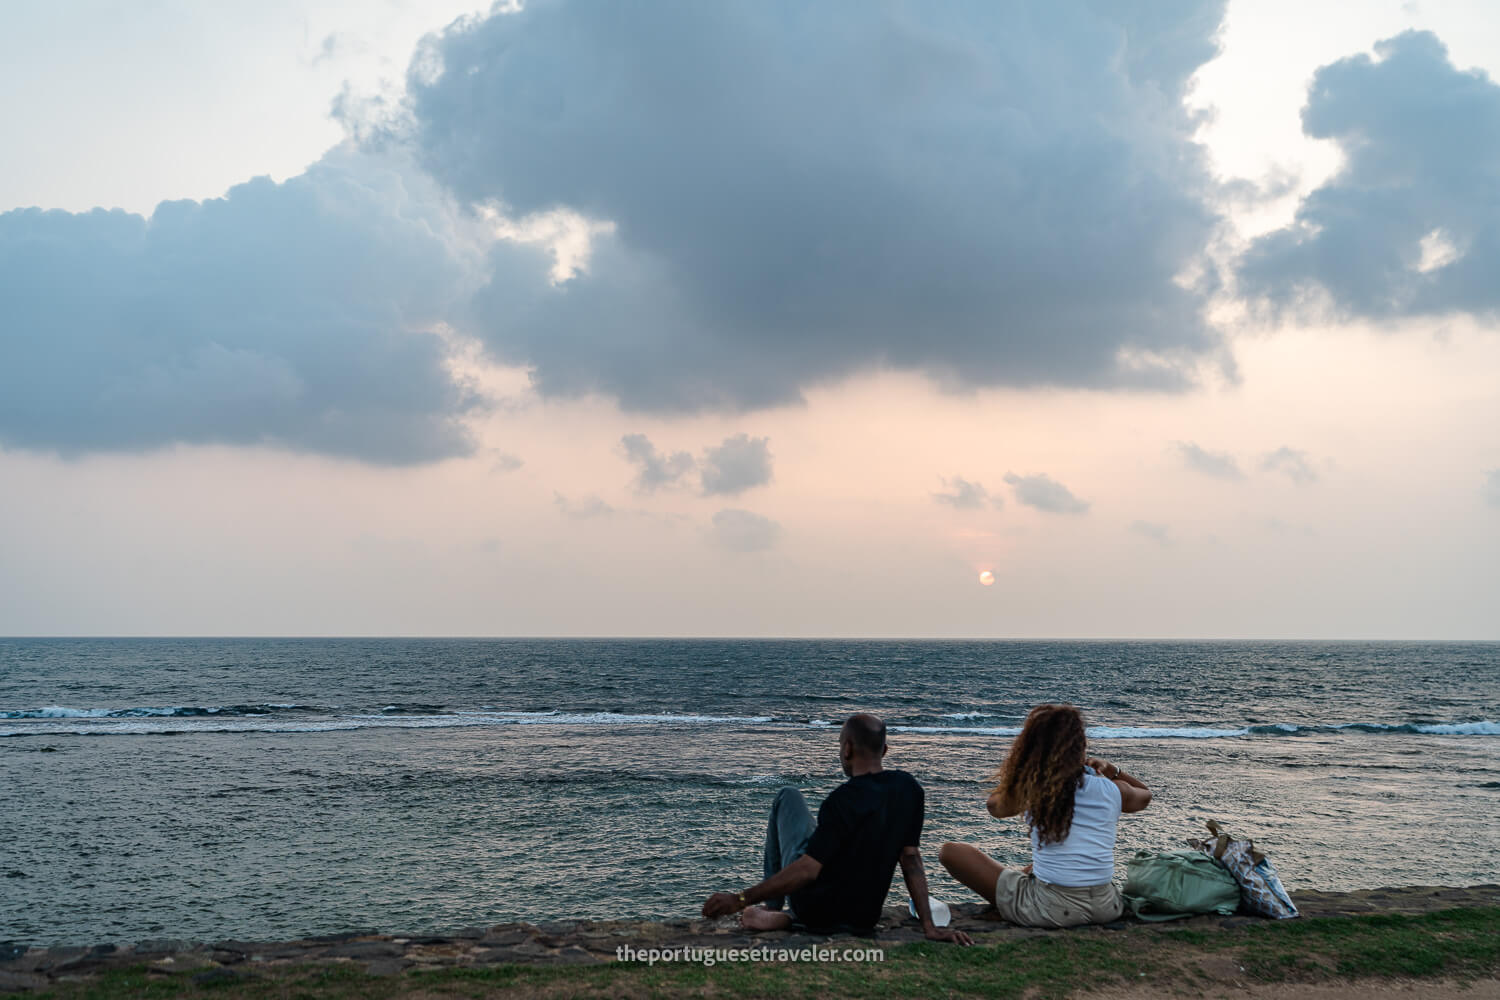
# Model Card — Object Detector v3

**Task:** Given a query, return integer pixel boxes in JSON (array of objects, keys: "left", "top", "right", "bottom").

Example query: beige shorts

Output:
[{"left": 993, "top": 868, "right": 1124, "bottom": 928}]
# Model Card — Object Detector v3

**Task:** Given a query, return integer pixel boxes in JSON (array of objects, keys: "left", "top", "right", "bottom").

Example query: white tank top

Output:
[{"left": 1029, "top": 768, "right": 1122, "bottom": 887}]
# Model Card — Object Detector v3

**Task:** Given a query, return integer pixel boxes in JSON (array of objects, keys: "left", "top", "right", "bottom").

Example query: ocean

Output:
[{"left": 1, "top": 638, "right": 1497, "bottom": 946}]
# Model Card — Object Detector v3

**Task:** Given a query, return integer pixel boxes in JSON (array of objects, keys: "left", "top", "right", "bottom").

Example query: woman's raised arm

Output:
[
  {"left": 986, "top": 783, "right": 1022, "bottom": 818},
  {"left": 1086, "top": 756, "right": 1152, "bottom": 813}
]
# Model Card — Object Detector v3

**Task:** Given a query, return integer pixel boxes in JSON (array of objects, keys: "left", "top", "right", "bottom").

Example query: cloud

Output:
[
  {"left": 700, "top": 434, "right": 773, "bottom": 496},
  {"left": 0, "top": 146, "right": 485, "bottom": 464},
  {"left": 711, "top": 508, "right": 781, "bottom": 553},
  {"left": 621, "top": 433, "right": 695, "bottom": 492},
  {"left": 1239, "top": 31, "right": 1500, "bottom": 322},
  {"left": 553, "top": 492, "right": 615, "bottom": 519},
  {"left": 1484, "top": 469, "right": 1500, "bottom": 508},
  {"left": 490, "top": 450, "right": 524, "bottom": 472},
  {"left": 623, "top": 431, "right": 773, "bottom": 495},
  {"left": 1173, "top": 441, "right": 1245, "bottom": 480},
  {"left": 309, "top": 33, "right": 353, "bottom": 68},
  {"left": 1261, "top": 446, "right": 1319, "bottom": 485},
  {"left": 1003, "top": 473, "right": 1090, "bottom": 514},
  {"left": 409, "top": 0, "right": 1232, "bottom": 412},
  {"left": 933, "top": 476, "right": 1004, "bottom": 510},
  {"left": 1130, "top": 520, "right": 1172, "bottom": 545}
]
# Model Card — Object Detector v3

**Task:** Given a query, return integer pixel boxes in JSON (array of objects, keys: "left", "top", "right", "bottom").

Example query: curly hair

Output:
[{"left": 992, "top": 704, "right": 1089, "bottom": 845}]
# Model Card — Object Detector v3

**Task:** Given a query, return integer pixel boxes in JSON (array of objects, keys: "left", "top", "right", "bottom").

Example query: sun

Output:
[{"left": 978, "top": 570, "right": 995, "bottom": 586}]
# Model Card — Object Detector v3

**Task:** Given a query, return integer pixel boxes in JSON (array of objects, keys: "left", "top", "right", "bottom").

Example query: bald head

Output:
[{"left": 841, "top": 713, "right": 887, "bottom": 756}]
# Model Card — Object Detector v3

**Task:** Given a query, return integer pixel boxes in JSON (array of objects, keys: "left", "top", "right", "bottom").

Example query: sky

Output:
[{"left": 1, "top": 0, "right": 1497, "bottom": 638}]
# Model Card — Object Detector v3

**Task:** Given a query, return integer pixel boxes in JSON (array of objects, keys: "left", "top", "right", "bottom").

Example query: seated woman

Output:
[{"left": 938, "top": 703, "right": 1151, "bottom": 927}]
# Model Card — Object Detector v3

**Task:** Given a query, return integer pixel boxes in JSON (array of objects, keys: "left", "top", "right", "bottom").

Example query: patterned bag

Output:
[{"left": 1190, "top": 820, "right": 1299, "bottom": 919}]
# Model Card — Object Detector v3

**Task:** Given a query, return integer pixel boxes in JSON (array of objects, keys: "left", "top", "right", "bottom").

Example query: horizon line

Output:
[{"left": 3, "top": 635, "right": 1498, "bottom": 643}]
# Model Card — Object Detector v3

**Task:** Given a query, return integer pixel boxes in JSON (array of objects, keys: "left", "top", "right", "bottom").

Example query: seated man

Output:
[{"left": 702, "top": 713, "right": 971, "bottom": 944}]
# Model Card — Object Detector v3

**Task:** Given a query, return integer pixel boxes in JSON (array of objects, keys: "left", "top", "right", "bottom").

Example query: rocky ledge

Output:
[{"left": 1, "top": 885, "right": 1496, "bottom": 993}]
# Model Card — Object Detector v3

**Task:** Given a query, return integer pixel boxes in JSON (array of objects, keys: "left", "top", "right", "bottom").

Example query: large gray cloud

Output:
[
  {"left": 700, "top": 434, "right": 773, "bottom": 496},
  {"left": 2, "top": 3, "right": 1240, "bottom": 462},
  {"left": 0, "top": 147, "right": 484, "bottom": 463},
  {"left": 1239, "top": 31, "right": 1500, "bottom": 321},
  {"left": 413, "top": 0, "right": 1232, "bottom": 412},
  {"left": 1004, "top": 472, "right": 1090, "bottom": 514}
]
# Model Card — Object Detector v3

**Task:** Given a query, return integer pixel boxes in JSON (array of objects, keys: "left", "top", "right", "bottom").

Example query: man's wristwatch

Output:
[{"left": 736, "top": 892, "right": 749, "bottom": 909}]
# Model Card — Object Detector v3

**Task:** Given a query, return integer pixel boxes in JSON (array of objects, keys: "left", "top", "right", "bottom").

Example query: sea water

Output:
[{"left": 1, "top": 638, "right": 1496, "bottom": 945}]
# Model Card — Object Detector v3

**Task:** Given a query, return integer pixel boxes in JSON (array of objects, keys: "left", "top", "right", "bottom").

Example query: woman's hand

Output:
[{"left": 1089, "top": 757, "right": 1153, "bottom": 812}]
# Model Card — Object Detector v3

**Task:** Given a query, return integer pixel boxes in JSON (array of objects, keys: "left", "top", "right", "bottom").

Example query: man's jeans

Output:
[{"left": 762, "top": 787, "right": 817, "bottom": 911}]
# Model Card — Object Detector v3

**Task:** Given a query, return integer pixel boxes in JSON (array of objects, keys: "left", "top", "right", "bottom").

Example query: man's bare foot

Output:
[{"left": 739, "top": 904, "right": 793, "bottom": 931}]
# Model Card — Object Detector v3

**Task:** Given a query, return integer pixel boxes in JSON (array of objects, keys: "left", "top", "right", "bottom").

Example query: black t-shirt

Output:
[{"left": 789, "top": 769, "right": 925, "bottom": 930}]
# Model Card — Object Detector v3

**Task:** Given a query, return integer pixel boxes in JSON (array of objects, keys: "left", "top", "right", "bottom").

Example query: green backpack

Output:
[{"left": 1122, "top": 849, "right": 1241, "bottom": 922}]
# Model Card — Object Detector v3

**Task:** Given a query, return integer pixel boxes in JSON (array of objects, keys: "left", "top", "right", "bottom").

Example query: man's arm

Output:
[
  {"left": 702, "top": 854, "right": 822, "bottom": 918},
  {"left": 898, "top": 846, "right": 973, "bottom": 945}
]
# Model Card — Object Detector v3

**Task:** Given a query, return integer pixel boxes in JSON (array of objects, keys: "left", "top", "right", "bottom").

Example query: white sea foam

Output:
[
  {"left": 1089, "top": 725, "right": 1250, "bottom": 739},
  {"left": 892, "top": 724, "right": 1023, "bottom": 736},
  {"left": 440, "top": 711, "right": 775, "bottom": 726},
  {"left": 892, "top": 724, "right": 1250, "bottom": 739},
  {"left": 0, "top": 704, "right": 309, "bottom": 720},
  {"left": 28, "top": 706, "right": 112, "bottom": 719},
  {"left": 0, "top": 710, "right": 777, "bottom": 738},
  {"left": 1413, "top": 721, "right": 1500, "bottom": 736},
  {"left": 1241, "top": 720, "right": 1500, "bottom": 738},
  {"left": 3, "top": 706, "right": 1495, "bottom": 741}
]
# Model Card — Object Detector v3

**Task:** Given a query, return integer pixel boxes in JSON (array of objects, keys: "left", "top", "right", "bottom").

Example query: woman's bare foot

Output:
[{"left": 739, "top": 904, "right": 793, "bottom": 931}]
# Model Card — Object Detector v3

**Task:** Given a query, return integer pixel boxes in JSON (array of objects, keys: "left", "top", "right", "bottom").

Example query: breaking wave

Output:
[{"left": 0, "top": 704, "right": 1493, "bottom": 740}]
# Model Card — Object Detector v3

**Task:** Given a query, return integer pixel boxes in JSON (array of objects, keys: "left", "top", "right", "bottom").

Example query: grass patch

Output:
[
  {"left": 1235, "top": 908, "right": 1500, "bottom": 982},
  {"left": 33, "top": 908, "right": 1500, "bottom": 1000}
]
